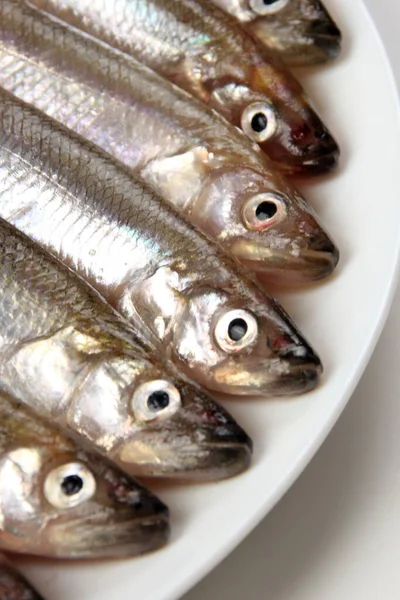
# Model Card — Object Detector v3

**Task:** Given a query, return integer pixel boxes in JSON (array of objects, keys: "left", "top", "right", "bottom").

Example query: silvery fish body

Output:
[
  {"left": 0, "top": 557, "right": 45, "bottom": 598},
  {"left": 210, "top": 0, "right": 341, "bottom": 66},
  {"left": 0, "top": 0, "right": 338, "bottom": 284},
  {"left": 26, "top": 0, "right": 339, "bottom": 176},
  {"left": 0, "top": 218, "right": 253, "bottom": 481},
  {"left": 0, "top": 89, "right": 322, "bottom": 398},
  {"left": 0, "top": 393, "right": 170, "bottom": 558}
]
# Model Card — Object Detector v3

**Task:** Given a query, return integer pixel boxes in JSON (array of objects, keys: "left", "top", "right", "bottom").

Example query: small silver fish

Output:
[
  {"left": 0, "top": 88, "right": 322, "bottom": 399},
  {"left": 210, "top": 0, "right": 342, "bottom": 66},
  {"left": 0, "top": 218, "right": 252, "bottom": 481},
  {"left": 0, "top": 556, "right": 45, "bottom": 599},
  {"left": 27, "top": 0, "right": 340, "bottom": 176},
  {"left": 0, "top": 0, "right": 339, "bottom": 284},
  {"left": 0, "top": 393, "right": 169, "bottom": 558}
]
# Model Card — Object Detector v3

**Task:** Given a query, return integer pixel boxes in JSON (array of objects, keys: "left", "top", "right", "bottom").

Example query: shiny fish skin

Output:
[
  {"left": 0, "top": 393, "right": 169, "bottom": 558},
  {"left": 210, "top": 0, "right": 342, "bottom": 66},
  {"left": 0, "top": 89, "right": 322, "bottom": 397},
  {"left": 27, "top": 0, "right": 340, "bottom": 176},
  {"left": 0, "top": 218, "right": 253, "bottom": 481},
  {"left": 0, "top": 557, "right": 45, "bottom": 599},
  {"left": 0, "top": 0, "right": 338, "bottom": 285}
]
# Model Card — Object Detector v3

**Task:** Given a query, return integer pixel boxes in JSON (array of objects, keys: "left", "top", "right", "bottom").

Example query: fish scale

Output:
[
  {"left": 0, "top": 81, "right": 323, "bottom": 399},
  {"left": 27, "top": 0, "right": 340, "bottom": 175},
  {"left": 0, "top": 0, "right": 338, "bottom": 286},
  {"left": 0, "top": 215, "right": 254, "bottom": 481},
  {"left": 0, "top": 392, "right": 170, "bottom": 559},
  {"left": 0, "top": 113, "right": 179, "bottom": 273}
]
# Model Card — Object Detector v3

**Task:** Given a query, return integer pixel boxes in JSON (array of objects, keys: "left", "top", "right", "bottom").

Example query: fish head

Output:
[
  {"left": 170, "top": 284, "right": 322, "bottom": 396},
  {"left": 194, "top": 162, "right": 338, "bottom": 283},
  {"left": 115, "top": 376, "right": 252, "bottom": 481},
  {"left": 0, "top": 446, "right": 169, "bottom": 558},
  {"left": 69, "top": 353, "right": 252, "bottom": 481},
  {"left": 244, "top": 0, "right": 342, "bottom": 66},
  {"left": 208, "top": 41, "right": 339, "bottom": 175}
]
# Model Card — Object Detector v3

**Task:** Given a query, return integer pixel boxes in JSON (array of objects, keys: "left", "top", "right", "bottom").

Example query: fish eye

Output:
[
  {"left": 248, "top": 0, "right": 290, "bottom": 15},
  {"left": 214, "top": 309, "right": 258, "bottom": 353},
  {"left": 243, "top": 193, "right": 286, "bottom": 230},
  {"left": 130, "top": 380, "right": 181, "bottom": 422},
  {"left": 241, "top": 102, "right": 278, "bottom": 143},
  {"left": 44, "top": 462, "right": 96, "bottom": 509}
]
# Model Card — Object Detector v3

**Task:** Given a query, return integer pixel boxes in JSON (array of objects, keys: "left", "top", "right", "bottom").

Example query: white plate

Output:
[{"left": 15, "top": 1, "right": 400, "bottom": 598}]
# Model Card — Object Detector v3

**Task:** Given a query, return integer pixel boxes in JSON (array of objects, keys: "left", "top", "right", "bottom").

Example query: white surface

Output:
[
  {"left": 183, "top": 283, "right": 400, "bottom": 600},
  {"left": 183, "top": 1, "right": 400, "bottom": 599},
  {"left": 16, "top": 1, "right": 400, "bottom": 599}
]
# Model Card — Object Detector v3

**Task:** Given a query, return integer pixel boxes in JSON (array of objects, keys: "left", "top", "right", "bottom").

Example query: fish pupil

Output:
[
  {"left": 263, "top": 0, "right": 279, "bottom": 4},
  {"left": 61, "top": 475, "right": 83, "bottom": 496},
  {"left": 251, "top": 112, "right": 268, "bottom": 133},
  {"left": 228, "top": 318, "right": 248, "bottom": 342},
  {"left": 147, "top": 390, "right": 170, "bottom": 411},
  {"left": 256, "top": 201, "right": 277, "bottom": 221}
]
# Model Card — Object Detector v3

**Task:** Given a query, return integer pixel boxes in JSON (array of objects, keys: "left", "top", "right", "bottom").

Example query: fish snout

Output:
[
  {"left": 295, "top": 123, "right": 340, "bottom": 176},
  {"left": 279, "top": 342, "right": 322, "bottom": 393},
  {"left": 273, "top": 331, "right": 321, "bottom": 365},
  {"left": 256, "top": 227, "right": 339, "bottom": 285},
  {"left": 314, "top": 35, "right": 342, "bottom": 62},
  {"left": 190, "top": 400, "right": 253, "bottom": 480},
  {"left": 265, "top": 325, "right": 323, "bottom": 395},
  {"left": 310, "top": 18, "right": 342, "bottom": 60},
  {"left": 200, "top": 421, "right": 253, "bottom": 480},
  {"left": 105, "top": 481, "right": 170, "bottom": 558},
  {"left": 80, "top": 513, "right": 170, "bottom": 559},
  {"left": 281, "top": 347, "right": 322, "bottom": 371},
  {"left": 299, "top": 230, "right": 340, "bottom": 282},
  {"left": 107, "top": 475, "right": 169, "bottom": 519},
  {"left": 309, "top": 1, "right": 342, "bottom": 60},
  {"left": 311, "top": 19, "right": 342, "bottom": 39},
  {"left": 211, "top": 422, "right": 253, "bottom": 450}
]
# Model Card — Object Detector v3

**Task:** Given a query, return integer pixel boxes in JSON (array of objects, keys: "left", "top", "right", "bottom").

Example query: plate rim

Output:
[
  {"left": 14, "top": 1, "right": 400, "bottom": 598},
  {"left": 166, "top": 2, "right": 400, "bottom": 598}
]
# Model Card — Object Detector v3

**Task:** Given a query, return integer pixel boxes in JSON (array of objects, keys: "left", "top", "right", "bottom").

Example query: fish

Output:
[
  {"left": 209, "top": 0, "right": 342, "bottom": 66},
  {"left": 0, "top": 556, "right": 45, "bottom": 599},
  {"left": 0, "top": 0, "right": 339, "bottom": 284},
  {"left": 0, "top": 218, "right": 253, "bottom": 481},
  {"left": 0, "top": 392, "right": 170, "bottom": 558},
  {"left": 0, "top": 88, "right": 322, "bottom": 399},
  {"left": 26, "top": 0, "right": 340, "bottom": 176}
]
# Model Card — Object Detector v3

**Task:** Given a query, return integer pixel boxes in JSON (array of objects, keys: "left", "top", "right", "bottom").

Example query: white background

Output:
[{"left": 183, "top": 2, "right": 400, "bottom": 598}]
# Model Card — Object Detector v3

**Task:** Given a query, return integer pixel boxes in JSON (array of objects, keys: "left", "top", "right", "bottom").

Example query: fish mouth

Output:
[
  {"left": 117, "top": 439, "right": 252, "bottom": 482},
  {"left": 46, "top": 509, "right": 170, "bottom": 559},
  {"left": 290, "top": 106, "right": 340, "bottom": 177},
  {"left": 310, "top": 15, "right": 342, "bottom": 61},
  {"left": 277, "top": 145, "right": 340, "bottom": 177},
  {"left": 76, "top": 513, "right": 170, "bottom": 559},
  {"left": 228, "top": 235, "right": 339, "bottom": 284},
  {"left": 269, "top": 360, "right": 322, "bottom": 395},
  {"left": 312, "top": 33, "right": 342, "bottom": 61},
  {"left": 169, "top": 440, "right": 253, "bottom": 482},
  {"left": 263, "top": 120, "right": 340, "bottom": 177},
  {"left": 213, "top": 348, "right": 322, "bottom": 397},
  {"left": 195, "top": 423, "right": 253, "bottom": 481}
]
